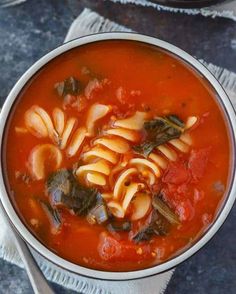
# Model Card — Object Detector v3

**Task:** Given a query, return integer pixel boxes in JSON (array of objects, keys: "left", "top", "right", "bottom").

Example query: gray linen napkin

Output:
[
  {"left": 107, "top": 0, "right": 236, "bottom": 21},
  {"left": 0, "top": 7, "right": 236, "bottom": 294}
]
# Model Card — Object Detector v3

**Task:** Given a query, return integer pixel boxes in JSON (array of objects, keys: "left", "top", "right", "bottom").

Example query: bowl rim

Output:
[{"left": 0, "top": 32, "right": 236, "bottom": 281}]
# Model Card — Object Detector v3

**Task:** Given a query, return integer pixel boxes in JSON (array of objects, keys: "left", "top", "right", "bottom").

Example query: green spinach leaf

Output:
[
  {"left": 55, "top": 77, "right": 81, "bottom": 97},
  {"left": 133, "top": 115, "right": 185, "bottom": 156},
  {"left": 133, "top": 210, "right": 170, "bottom": 243},
  {"left": 47, "top": 169, "right": 98, "bottom": 216}
]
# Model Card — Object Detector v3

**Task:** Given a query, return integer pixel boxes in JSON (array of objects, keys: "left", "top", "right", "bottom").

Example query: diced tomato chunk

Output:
[
  {"left": 98, "top": 234, "right": 122, "bottom": 261},
  {"left": 98, "top": 233, "right": 153, "bottom": 262},
  {"left": 188, "top": 148, "right": 209, "bottom": 180},
  {"left": 175, "top": 199, "right": 195, "bottom": 221},
  {"left": 162, "top": 162, "right": 190, "bottom": 185}
]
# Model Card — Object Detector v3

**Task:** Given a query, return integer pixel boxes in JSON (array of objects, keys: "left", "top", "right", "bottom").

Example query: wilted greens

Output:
[
  {"left": 47, "top": 169, "right": 98, "bottom": 216},
  {"left": 133, "top": 115, "right": 185, "bottom": 156},
  {"left": 39, "top": 200, "right": 61, "bottom": 230},
  {"left": 133, "top": 193, "right": 180, "bottom": 242},
  {"left": 152, "top": 195, "right": 180, "bottom": 225},
  {"left": 107, "top": 221, "right": 131, "bottom": 232},
  {"left": 133, "top": 210, "right": 170, "bottom": 243},
  {"left": 55, "top": 76, "right": 81, "bottom": 97}
]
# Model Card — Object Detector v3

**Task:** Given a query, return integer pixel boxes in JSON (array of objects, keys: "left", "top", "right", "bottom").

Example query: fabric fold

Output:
[{"left": 106, "top": 0, "right": 236, "bottom": 21}]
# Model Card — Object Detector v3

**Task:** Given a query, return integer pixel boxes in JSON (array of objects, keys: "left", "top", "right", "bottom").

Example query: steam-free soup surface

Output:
[{"left": 3, "top": 41, "right": 230, "bottom": 271}]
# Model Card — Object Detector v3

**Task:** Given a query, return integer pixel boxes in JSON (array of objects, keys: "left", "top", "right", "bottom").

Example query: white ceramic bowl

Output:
[{"left": 0, "top": 32, "right": 236, "bottom": 281}]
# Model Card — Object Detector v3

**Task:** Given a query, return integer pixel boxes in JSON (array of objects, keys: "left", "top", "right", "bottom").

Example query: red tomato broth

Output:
[{"left": 2, "top": 40, "right": 231, "bottom": 271}]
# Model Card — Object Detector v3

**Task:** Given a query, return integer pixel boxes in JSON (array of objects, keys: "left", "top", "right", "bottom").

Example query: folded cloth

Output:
[
  {"left": 106, "top": 0, "right": 236, "bottom": 21},
  {"left": 0, "top": 7, "right": 236, "bottom": 294}
]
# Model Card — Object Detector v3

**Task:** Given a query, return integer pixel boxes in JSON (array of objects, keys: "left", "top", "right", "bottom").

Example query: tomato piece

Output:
[
  {"left": 162, "top": 162, "right": 190, "bottom": 185},
  {"left": 188, "top": 148, "right": 209, "bottom": 180},
  {"left": 175, "top": 200, "right": 194, "bottom": 221},
  {"left": 98, "top": 233, "right": 153, "bottom": 262},
  {"left": 98, "top": 234, "right": 122, "bottom": 261}
]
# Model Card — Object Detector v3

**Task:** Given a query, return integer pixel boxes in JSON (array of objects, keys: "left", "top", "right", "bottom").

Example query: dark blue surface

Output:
[{"left": 0, "top": 1, "right": 236, "bottom": 293}]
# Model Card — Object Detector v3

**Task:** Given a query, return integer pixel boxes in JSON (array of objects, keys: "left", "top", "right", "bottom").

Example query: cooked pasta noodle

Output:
[
  {"left": 76, "top": 160, "right": 111, "bottom": 177},
  {"left": 141, "top": 170, "right": 156, "bottom": 185},
  {"left": 93, "top": 137, "right": 130, "bottom": 154},
  {"left": 169, "top": 138, "right": 189, "bottom": 153},
  {"left": 33, "top": 106, "right": 58, "bottom": 142},
  {"left": 105, "top": 128, "right": 140, "bottom": 142},
  {"left": 113, "top": 168, "right": 137, "bottom": 199},
  {"left": 22, "top": 103, "right": 198, "bottom": 220},
  {"left": 28, "top": 144, "right": 62, "bottom": 180},
  {"left": 86, "top": 103, "right": 111, "bottom": 136},
  {"left": 148, "top": 153, "right": 168, "bottom": 170},
  {"left": 122, "top": 183, "right": 145, "bottom": 211},
  {"left": 129, "top": 158, "right": 161, "bottom": 177},
  {"left": 21, "top": 106, "right": 88, "bottom": 157},
  {"left": 60, "top": 117, "right": 77, "bottom": 149},
  {"left": 185, "top": 116, "right": 198, "bottom": 130},
  {"left": 86, "top": 172, "right": 107, "bottom": 186},
  {"left": 107, "top": 201, "right": 125, "bottom": 218},
  {"left": 156, "top": 145, "right": 178, "bottom": 161},
  {"left": 113, "top": 111, "right": 149, "bottom": 130},
  {"left": 66, "top": 127, "right": 86, "bottom": 157},
  {"left": 24, "top": 108, "right": 48, "bottom": 138},
  {"left": 53, "top": 107, "right": 65, "bottom": 136},
  {"left": 83, "top": 147, "right": 118, "bottom": 164},
  {"left": 131, "top": 193, "right": 151, "bottom": 221},
  {"left": 180, "top": 132, "right": 192, "bottom": 145},
  {"left": 101, "top": 193, "right": 114, "bottom": 200}
]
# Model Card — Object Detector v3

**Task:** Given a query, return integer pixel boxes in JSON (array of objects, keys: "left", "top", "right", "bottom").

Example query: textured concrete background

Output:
[{"left": 0, "top": 0, "right": 236, "bottom": 293}]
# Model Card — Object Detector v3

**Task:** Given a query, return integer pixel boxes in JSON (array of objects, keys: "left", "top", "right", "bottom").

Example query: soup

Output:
[{"left": 3, "top": 40, "right": 230, "bottom": 271}]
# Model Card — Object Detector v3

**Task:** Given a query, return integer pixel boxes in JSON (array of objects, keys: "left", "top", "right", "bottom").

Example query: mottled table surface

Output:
[{"left": 0, "top": 0, "right": 236, "bottom": 293}]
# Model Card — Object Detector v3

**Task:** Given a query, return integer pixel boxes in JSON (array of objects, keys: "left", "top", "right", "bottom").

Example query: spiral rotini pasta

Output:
[
  {"left": 19, "top": 103, "right": 198, "bottom": 220},
  {"left": 74, "top": 105, "right": 197, "bottom": 221}
]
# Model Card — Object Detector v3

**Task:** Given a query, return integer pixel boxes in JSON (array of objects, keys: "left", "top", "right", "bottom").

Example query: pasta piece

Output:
[
  {"left": 108, "top": 164, "right": 126, "bottom": 188},
  {"left": 113, "top": 168, "right": 137, "bottom": 199},
  {"left": 105, "top": 128, "right": 140, "bottom": 142},
  {"left": 122, "top": 183, "right": 145, "bottom": 211},
  {"left": 180, "top": 133, "right": 192, "bottom": 145},
  {"left": 76, "top": 160, "right": 111, "bottom": 177},
  {"left": 87, "top": 172, "right": 106, "bottom": 186},
  {"left": 149, "top": 153, "right": 168, "bottom": 170},
  {"left": 185, "top": 116, "right": 198, "bottom": 130},
  {"left": 60, "top": 117, "right": 77, "bottom": 149},
  {"left": 157, "top": 145, "right": 177, "bottom": 161},
  {"left": 86, "top": 103, "right": 111, "bottom": 136},
  {"left": 15, "top": 127, "right": 28, "bottom": 134},
  {"left": 83, "top": 146, "right": 118, "bottom": 164},
  {"left": 169, "top": 138, "right": 189, "bottom": 153},
  {"left": 113, "top": 111, "right": 149, "bottom": 130},
  {"left": 53, "top": 108, "right": 65, "bottom": 136},
  {"left": 141, "top": 170, "right": 156, "bottom": 185},
  {"left": 33, "top": 106, "right": 58, "bottom": 142},
  {"left": 93, "top": 137, "right": 130, "bottom": 154},
  {"left": 101, "top": 193, "right": 113, "bottom": 200},
  {"left": 28, "top": 144, "right": 62, "bottom": 180},
  {"left": 129, "top": 158, "right": 161, "bottom": 177},
  {"left": 107, "top": 201, "right": 125, "bottom": 218},
  {"left": 66, "top": 127, "right": 86, "bottom": 157},
  {"left": 24, "top": 109, "right": 48, "bottom": 138},
  {"left": 131, "top": 193, "right": 151, "bottom": 221}
]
